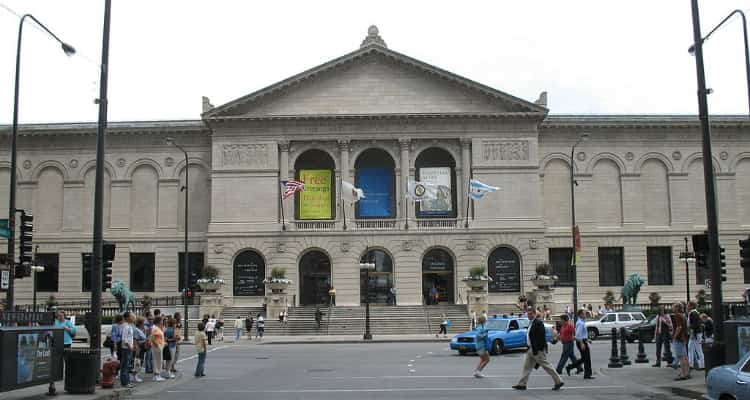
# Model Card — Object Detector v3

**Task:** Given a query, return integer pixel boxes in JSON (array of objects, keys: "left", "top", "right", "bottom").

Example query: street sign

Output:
[
  {"left": 0, "top": 270, "right": 8, "bottom": 290},
  {"left": 705, "top": 279, "right": 712, "bottom": 289}
]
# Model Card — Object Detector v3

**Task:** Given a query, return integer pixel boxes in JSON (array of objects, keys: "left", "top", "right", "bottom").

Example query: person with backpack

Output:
[
  {"left": 687, "top": 301, "right": 705, "bottom": 370},
  {"left": 652, "top": 307, "right": 673, "bottom": 367},
  {"left": 473, "top": 315, "right": 490, "bottom": 378},
  {"left": 245, "top": 315, "right": 254, "bottom": 340}
]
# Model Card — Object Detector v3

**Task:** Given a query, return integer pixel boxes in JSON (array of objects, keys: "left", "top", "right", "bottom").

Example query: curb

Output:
[{"left": 259, "top": 338, "right": 451, "bottom": 345}]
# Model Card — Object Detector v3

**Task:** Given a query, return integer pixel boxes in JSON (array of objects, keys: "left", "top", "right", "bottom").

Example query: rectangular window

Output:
[
  {"left": 647, "top": 246, "right": 673, "bottom": 285},
  {"left": 130, "top": 253, "right": 155, "bottom": 292},
  {"left": 598, "top": 247, "right": 624, "bottom": 287},
  {"left": 696, "top": 253, "right": 710, "bottom": 285},
  {"left": 549, "top": 248, "right": 574, "bottom": 287},
  {"left": 35, "top": 253, "right": 59, "bottom": 292},
  {"left": 178, "top": 252, "right": 205, "bottom": 291},
  {"left": 82, "top": 253, "right": 92, "bottom": 292}
]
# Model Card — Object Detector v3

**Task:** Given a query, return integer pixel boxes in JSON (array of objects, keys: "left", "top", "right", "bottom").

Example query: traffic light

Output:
[
  {"left": 14, "top": 264, "right": 30, "bottom": 278},
  {"left": 741, "top": 236, "right": 750, "bottom": 270},
  {"left": 18, "top": 212, "right": 34, "bottom": 277},
  {"left": 102, "top": 241, "right": 115, "bottom": 290},
  {"left": 719, "top": 246, "right": 727, "bottom": 282}
]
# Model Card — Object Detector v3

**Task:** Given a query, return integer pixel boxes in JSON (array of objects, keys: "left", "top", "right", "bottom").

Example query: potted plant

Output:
[
  {"left": 462, "top": 266, "right": 492, "bottom": 291},
  {"left": 197, "top": 265, "right": 224, "bottom": 292},
  {"left": 45, "top": 295, "right": 59, "bottom": 311},
  {"left": 648, "top": 292, "right": 661, "bottom": 309},
  {"left": 263, "top": 267, "right": 293, "bottom": 291},
  {"left": 530, "top": 263, "right": 558, "bottom": 289}
]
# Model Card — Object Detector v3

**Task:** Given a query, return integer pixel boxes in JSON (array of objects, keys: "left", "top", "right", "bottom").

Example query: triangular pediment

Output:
[{"left": 204, "top": 44, "right": 546, "bottom": 119}]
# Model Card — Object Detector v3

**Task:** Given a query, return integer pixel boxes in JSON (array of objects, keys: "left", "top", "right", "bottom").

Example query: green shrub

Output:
[
  {"left": 468, "top": 266, "right": 485, "bottom": 278},
  {"left": 271, "top": 267, "right": 287, "bottom": 279}
]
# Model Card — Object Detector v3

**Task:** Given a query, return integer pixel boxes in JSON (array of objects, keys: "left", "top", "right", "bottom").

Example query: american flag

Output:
[{"left": 281, "top": 179, "right": 305, "bottom": 200}]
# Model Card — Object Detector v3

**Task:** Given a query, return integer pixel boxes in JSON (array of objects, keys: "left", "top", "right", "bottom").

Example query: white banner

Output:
[{"left": 419, "top": 167, "right": 452, "bottom": 214}]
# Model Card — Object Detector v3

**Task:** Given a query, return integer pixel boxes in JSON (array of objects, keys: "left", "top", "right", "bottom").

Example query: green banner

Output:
[
  {"left": 0, "top": 219, "right": 9, "bottom": 239},
  {"left": 299, "top": 169, "right": 333, "bottom": 219}
]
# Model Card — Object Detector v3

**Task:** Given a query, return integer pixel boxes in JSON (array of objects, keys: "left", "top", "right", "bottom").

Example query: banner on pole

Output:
[
  {"left": 417, "top": 167, "right": 452, "bottom": 216},
  {"left": 298, "top": 169, "right": 333, "bottom": 219},
  {"left": 357, "top": 168, "right": 392, "bottom": 217},
  {"left": 573, "top": 225, "right": 582, "bottom": 264}
]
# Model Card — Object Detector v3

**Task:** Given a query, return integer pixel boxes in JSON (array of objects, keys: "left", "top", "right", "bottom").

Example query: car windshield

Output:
[{"left": 485, "top": 320, "right": 510, "bottom": 331}]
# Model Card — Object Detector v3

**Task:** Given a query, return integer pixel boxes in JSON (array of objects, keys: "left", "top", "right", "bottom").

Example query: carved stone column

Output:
[
  {"left": 338, "top": 139, "right": 351, "bottom": 227},
  {"left": 399, "top": 138, "right": 411, "bottom": 229},
  {"left": 461, "top": 138, "right": 472, "bottom": 224}
]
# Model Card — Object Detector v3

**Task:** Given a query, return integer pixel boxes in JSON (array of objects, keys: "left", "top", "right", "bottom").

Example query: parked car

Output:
[
  {"left": 585, "top": 311, "right": 647, "bottom": 340},
  {"left": 449, "top": 317, "right": 552, "bottom": 355},
  {"left": 623, "top": 314, "right": 658, "bottom": 343},
  {"left": 704, "top": 351, "right": 750, "bottom": 400}
]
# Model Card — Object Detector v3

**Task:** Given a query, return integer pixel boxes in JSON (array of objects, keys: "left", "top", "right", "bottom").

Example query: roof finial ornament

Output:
[{"left": 360, "top": 25, "right": 387, "bottom": 48}]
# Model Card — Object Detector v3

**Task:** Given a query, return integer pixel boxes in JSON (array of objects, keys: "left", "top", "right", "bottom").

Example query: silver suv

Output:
[{"left": 585, "top": 312, "right": 646, "bottom": 340}]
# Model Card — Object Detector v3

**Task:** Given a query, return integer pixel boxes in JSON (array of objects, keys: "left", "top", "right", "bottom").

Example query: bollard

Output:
[
  {"left": 635, "top": 328, "right": 649, "bottom": 363},
  {"left": 619, "top": 327, "right": 631, "bottom": 365},
  {"left": 608, "top": 327, "right": 623, "bottom": 368}
]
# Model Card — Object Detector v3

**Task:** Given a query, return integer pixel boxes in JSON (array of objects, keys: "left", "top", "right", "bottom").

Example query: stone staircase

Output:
[
  {"left": 487, "top": 303, "right": 523, "bottom": 317},
  {"left": 219, "top": 304, "right": 471, "bottom": 336}
]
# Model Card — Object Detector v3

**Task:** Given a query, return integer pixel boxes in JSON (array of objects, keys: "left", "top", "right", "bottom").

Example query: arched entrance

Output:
[
  {"left": 233, "top": 250, "right": 266, "bottom": 296},
  {"left": 360, "top": 249, "right": 394, "bottom": 305},
  {"left": 299, "top": 250, "right": 332, "bottom": 305},
  {"left": 422, "top": 248, "right": 455, "bottom": 305}
]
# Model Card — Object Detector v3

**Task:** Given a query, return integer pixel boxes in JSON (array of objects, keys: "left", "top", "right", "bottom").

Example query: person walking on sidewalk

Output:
[
  {"left": 256, "top": 314, "right": 265, "bottom": 340},
  {"left": 672, "top": 302, "right": 691, "bottom": 380},
  {"left": 194, "top": 322, "right": 208, "bottom": 378},
  {"left": 120, "top": 312, "right": 135, "bottom": 388},
  {"left": 437, "top": 313, "right": 449, "bottom": 338},
  {"left": 245, "top": 315, "right": 254, "bottom": 340},
  {"left": 567, "top": 309, "right": 594, "bottom": 379},
  {"left": 512, "top": 308, "right": 564, "bottom": 391},
  {"left": 687, "top": 301, "right": 705, "bottom": 370},
  {"left": 150, "top": 316, "right": 166, "bottom": 382},
  {"left": 315, "top": 308, "right": 324, "bottom": 331},
  {"left": 234, "top": 316, "right": 244, "bottom": 341},
  {"left": 205, "top": 318, "right": 215, "bottom": 345},
  {"left": 473, "top": 315, "right": 491, "bottom": 378},
  {"left": 328, "top": 286, "right": 337, "bottom": 306},
  {"left": 556, "top": 314, "right": 581, "bottom": 376},
  {"left": 652, "top": 307, "right": 673, "bottom": 367}
]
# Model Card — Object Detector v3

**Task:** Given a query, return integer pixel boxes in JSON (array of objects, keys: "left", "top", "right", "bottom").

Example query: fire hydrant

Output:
[{"left": 101, "top": 358, "right": 120, "bottom": 389}]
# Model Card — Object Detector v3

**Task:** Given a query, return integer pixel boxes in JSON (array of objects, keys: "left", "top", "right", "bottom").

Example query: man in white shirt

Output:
[
  {"left": 120, "top": 312, "right": 135, "bottom": 388},
  {"left": 206, "top": 319, "right": 215, "bottom": 345}
]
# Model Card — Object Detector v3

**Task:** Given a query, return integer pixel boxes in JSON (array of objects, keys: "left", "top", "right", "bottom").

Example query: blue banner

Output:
[{"left": 357, "top": 168, "right": 393, "bottom": 218}]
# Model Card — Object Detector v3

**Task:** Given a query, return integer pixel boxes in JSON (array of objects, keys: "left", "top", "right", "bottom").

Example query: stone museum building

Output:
[{"left": 2, "top": 27, "right": 750, "bottom": 309}]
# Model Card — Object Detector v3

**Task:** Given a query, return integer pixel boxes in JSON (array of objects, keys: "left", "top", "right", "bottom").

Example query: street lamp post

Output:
[
  {"left": 678, "top": 237, "right": 696, "bottom": 304},
  {"left": 359, "top": 248, "right": 375, "bottom": 341},
  {"left": 688, "top": 9, "right": 750, "bottom": 116},
  {"left": 166, "top": 137, "right": 190, "bottom": 342},
  {"left": 6, "top": 14, "right": 75, "bottom": 311},
  {"left": 570, "top": 133, "right": 589, "bottom": 312}
]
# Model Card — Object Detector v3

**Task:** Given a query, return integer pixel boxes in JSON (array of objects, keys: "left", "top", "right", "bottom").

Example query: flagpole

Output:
[
  {"left": 280, "top": 183, "right": 286, "bottom": 231},
  {"left": 464, "top": 181, "right": 471, "bottom": 228},
  {"left": 341, "top": 198, "right": 347, "bottom": 230}
]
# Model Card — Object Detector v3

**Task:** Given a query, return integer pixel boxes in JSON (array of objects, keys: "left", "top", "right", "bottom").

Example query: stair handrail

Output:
[
  {"left": 326, "top": 302, "right": 333, "bottom": 335},
  {"left": 423, "top": 305, "right": 432, "bottom": 334}
]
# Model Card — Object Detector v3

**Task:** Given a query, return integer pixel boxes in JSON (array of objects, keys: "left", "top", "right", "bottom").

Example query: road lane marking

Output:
[
  {"left": 167, "top": 385, "right": 625, "bottom": 394},
  {"left": 310, "top": 375, "right": 544, "bottom": 379},
  {"left": 176, "top": 345, "right": 233, "bottom": 363}
]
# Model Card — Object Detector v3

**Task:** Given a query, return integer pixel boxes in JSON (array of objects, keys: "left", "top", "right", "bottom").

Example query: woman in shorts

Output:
[{"left": 473, "top": 315, "right": 490, "bottom": 378}]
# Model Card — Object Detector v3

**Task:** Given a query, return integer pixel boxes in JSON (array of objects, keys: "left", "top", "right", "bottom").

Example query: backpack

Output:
[{"left": 688, "top": 310, "right": 703, "bottom": 337}]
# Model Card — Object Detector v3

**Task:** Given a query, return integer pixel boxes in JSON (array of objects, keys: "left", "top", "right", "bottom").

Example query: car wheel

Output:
[
  {"left": 587, "top": 328, "right": 598, "bottom": 340},
  {"left": 626, "top": 337, "right": 635, "bottom": 343},
  {"left": 458, "top": 350, "right": 468, "bottom": 356},
  {"left": 491, "top": 339, "right": 504, "bottom": 355}
]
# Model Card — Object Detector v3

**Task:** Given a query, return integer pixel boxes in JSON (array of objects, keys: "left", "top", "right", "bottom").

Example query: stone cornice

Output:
[
  {"left": 0, "top": 120, "right": 208, "bottom": 137},
  {"left": 541, "top": 115, "right": 750, "bottom": 129}
]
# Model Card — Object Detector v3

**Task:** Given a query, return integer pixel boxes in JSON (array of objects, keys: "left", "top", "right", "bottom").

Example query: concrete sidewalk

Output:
[
  {"left": 600, "top": 362, "right": 707, "bottom": 399},
  {"left": 229, "top": 333, "right": 453, "bottom": 345}
]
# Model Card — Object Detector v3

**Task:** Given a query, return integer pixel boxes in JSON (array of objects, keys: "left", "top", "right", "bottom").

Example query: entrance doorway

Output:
[
  {"left": 360, "top": 249, "right": 394, "bottom": 305},
  {"left": 422, "top": 248, "right": 455, "bottom": 305},
  {"left": 299, "top": 250, "right": 331, "bottom": 306}
]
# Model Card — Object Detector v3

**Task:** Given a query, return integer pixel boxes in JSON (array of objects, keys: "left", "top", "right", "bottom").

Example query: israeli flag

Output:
[{"left": 469, "top": 179, "right": 499, "bottom": 200}]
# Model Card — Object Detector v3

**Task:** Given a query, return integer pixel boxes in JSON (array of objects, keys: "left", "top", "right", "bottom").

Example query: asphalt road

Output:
[{"left": 121, "top": 339, "right": 697, "bottom": 400}]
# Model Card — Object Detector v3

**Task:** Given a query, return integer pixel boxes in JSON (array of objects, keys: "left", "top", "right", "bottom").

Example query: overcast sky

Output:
[{"left": 1, "top": 1, "right": 750, "bottom": 124}]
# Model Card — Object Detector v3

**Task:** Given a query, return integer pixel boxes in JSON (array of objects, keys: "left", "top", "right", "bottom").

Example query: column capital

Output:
[
  {"left": 398, "top": 138, "right": 411, "bottom": 150},
  {"left": 337, "top": 139, "right": 351, "bottom": 151},
  {"left": 278, "top": 140, "right": 290, "bottom": 152},
  {"left": 460, "top": 137, "right": 472, "bottom": 148}
]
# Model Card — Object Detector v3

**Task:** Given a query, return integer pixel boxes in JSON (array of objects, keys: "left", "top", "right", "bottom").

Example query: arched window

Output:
[
  {"left": 299, "top": 250, "right": 332, "bottom": 305},
  {"left": 422, "top": 248, "right": 455, "bottom": 304},
  {"left": 360, "top": 249, "right": 394, "bottom": 304},
  {"left": 233, "top": 250, "right": 266, "bottom": 296},
  {"left": 355, "top": 149, "right": 396, "bottom": 219},
  {"left": 415, "top": 148, "right": 457, "bottom": 218},
  {"left": 487, "top": 247, "right": 521, "bottom": 293},
  {"left": 295, "top": 150, "right": 336, "bottom": 220}
]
